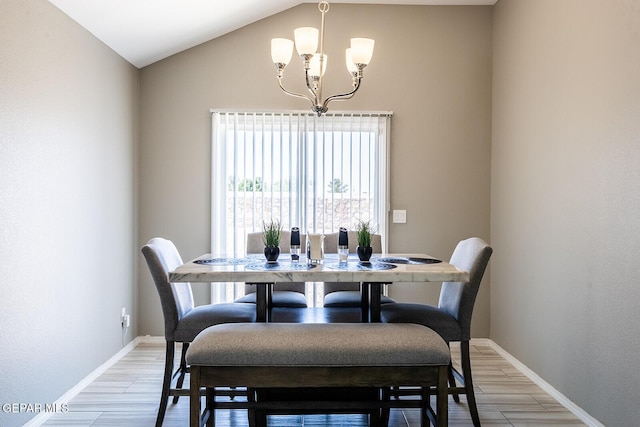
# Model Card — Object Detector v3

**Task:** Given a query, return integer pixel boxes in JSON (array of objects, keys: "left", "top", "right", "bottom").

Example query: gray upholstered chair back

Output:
[
  {"left": 323, "top": 231, "right": 381, "bottom": 254},
  {"left": 438, "top": 237, "right": 492, "bottom": 340},
  {"left": 245, "top": 231, "right": 307, "bottom": 294},
  {"left": 323, "top": 232, "right": 382, "bottom": 296},
  {"left": 142, "top": 238, "right": 195, "bottom": 341},
  {"left": 246, "top": 230, "right": 308, "bottom": 254}
]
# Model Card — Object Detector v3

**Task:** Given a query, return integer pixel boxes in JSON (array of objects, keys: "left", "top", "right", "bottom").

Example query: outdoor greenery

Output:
[
  {"left": 238, "top": 177, "right": 264, "bottom": 192},
  {"left": 228, "top": 177, "right": 292, "bottom": 192},
  {"left": 262, "top": 219, "right": 282, "bottom": 247},
  {"left": 230, "top": 177, "right": 351, "bottom": 194},
  {"left": 328, "top": 178, "right": 349, "bottom": 194}
]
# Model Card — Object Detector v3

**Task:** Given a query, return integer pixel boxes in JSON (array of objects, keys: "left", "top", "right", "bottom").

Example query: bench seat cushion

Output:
[{"left": 186, "top": 323, "right": 449, "bottom": 367}]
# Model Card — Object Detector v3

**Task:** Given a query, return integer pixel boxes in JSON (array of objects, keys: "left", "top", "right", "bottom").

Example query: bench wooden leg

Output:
[
  {"left": 255, "top": 410, "right": 267, "bottom": 427},
  {"left": 380, "top": 387, "right": 391, "bottom": 427},
  {"left": 420, "top": 386, "right": 430, "bottom": 427},
  {"left": 436, "top": 366, "right": 448, "bottom": 427},
  {"left": 190, "top": 366, "right": 201, "bottom": 427},
  {"left": 245, "top": 389, "right": 267, "bottom": 427},
  {"left": 206, "top": 387, "right": 215, "bottom": 427}
]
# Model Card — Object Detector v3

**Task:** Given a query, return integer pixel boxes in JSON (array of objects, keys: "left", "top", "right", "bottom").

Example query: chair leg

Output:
[
  {"left": 156, "top": 341, "right": 175, "bottom": 427},
  {"left": 460, "top": 341, "right": 481, "bottom": 427},
  {"left": 173, "top": 342, "right": 190, "bottom": 404},
  {"left": 448, "top": 362, "right": 460, "bottom": 403},
  {"left": 445, "top": 342, "right": 460, "bottom": 403}
]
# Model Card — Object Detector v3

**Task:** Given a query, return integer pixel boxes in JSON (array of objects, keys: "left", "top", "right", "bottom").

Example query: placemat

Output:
[
  {"left": 323, "top": 261, "right": 397, "bottom": 271},
  {"left": 244, "top": 262, "right": 317, "bottom": 271},
  {"left": 193, "top": 257, "right": 254, "bottom": 265},
  {"left": 377, "top": 256, "right": 442, "bottom": 265}
]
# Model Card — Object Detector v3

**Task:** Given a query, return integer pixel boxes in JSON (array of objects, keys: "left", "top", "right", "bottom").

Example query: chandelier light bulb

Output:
[
  {"left": 294, "top": 27, "right": 319, "bottom": 56},
  {"left": 271, "top": 38, "right": 294, "bottom": 65},
  {"left": 345, "top": 48, "right": 358, "bottom": 74},
  {"left": 309, "top": 54, "right": 327, "bottom": 78},
  {"left": 350, "top": 38, "right": 375, "bottom": 66}
]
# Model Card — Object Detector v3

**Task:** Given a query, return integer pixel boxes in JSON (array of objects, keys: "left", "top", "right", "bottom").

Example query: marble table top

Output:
[{"left": 169, "top": 253, "right": 468, "bottom": 284}]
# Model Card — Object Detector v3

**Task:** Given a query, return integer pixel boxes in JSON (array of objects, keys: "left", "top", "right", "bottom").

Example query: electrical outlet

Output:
[{"left": 121, "top": 307, "right": 127, "bottom": 328}]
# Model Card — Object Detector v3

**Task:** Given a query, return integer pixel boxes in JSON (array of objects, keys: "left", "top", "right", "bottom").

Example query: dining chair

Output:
[
  {"left": 322, "top": 232, "right": 395, "bottom": 307},
  {"left": 234, "top": 231, "right": 309, "bottom": 308},
  {"left": 380, "top": 237, "right": 493, "bottom": 427},
  {"left": 141, "top": 237, "right": 257, "bottom": 427}
]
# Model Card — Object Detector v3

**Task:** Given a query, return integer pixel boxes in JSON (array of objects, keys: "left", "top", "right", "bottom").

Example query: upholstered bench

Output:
[{"left": 186, "top": 323, "right": 450, "bottom": 427}]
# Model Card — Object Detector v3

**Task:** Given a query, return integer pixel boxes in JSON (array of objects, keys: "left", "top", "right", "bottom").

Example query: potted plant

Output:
[
  {"left": 355, "top": 219, "right": 374, "bottom": 262},
  {"left": 262, "top": 219, "right": 282, "bottom": 262}
]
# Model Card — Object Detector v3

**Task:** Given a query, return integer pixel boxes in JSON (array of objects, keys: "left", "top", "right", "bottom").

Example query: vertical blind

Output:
[{"left": 210, "top": 110, "right": 391, "bottom": 302}]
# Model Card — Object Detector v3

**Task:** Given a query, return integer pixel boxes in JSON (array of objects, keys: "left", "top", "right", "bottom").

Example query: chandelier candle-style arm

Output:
[
  {"left": 276, "top": 71, "right": 319, "bottom": 109},
  {"left": 272, "top": 37, "right": 317, "bottom": 107},
  {"left": 316, "top": 47, "right": 367, "bottom": 110},
  {"left": 271, "top": 1, "right": 374, "bottom": 116},
  {"left": 318, "top": 75, "right": 362, "bottom": 112}
]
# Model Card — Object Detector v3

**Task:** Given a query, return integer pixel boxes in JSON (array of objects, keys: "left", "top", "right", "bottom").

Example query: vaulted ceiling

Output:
[{"left": 48, "top": 0, "right": 496, "bottom": 68}]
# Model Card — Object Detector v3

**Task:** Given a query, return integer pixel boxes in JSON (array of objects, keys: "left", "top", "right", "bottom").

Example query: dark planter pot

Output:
[
  {"left": 357, "top": 246, "right": 373, "bottom": 263},
  {"left": 264, "top": 246, "right": 280, "bottom": 263}
]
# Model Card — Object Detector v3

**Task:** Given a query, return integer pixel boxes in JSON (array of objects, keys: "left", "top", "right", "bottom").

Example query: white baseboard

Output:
[
  {"left": 23, "top": 337, "right": 143, "bottom": 427},
  {"left": 137, "top": 335, "right": 167, "bottom": 344},
  {"left": 475, "top": 338, "right": 604, "bottom": 427}
]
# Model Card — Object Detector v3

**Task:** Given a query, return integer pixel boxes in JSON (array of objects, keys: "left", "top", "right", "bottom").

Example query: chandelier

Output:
[{"left": 271, "top": 1, "right": 375, "bottom": 116}]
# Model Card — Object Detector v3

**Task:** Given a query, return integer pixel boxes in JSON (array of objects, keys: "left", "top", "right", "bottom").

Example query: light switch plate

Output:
[{"left": 393, "top": 210, "right": 407, "bottom": 223}]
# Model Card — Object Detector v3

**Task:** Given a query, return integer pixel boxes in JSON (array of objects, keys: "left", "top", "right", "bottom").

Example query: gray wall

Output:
[
  {"left": 8, "top": 0, "right": 636, "bottom": 425},
  {"left": 491, "top": 0, "right": 640, "bottom": 425},
  {"left": 138, "top": 4, "right": 493, "bottom": 337},
  {"left": 0, "top": 1, "right": 138, "bottom": 426}
]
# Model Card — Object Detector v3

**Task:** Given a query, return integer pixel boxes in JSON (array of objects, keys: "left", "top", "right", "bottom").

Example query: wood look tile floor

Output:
[{"left": 43, "top": 341, "right": 586, "bottom": 427}]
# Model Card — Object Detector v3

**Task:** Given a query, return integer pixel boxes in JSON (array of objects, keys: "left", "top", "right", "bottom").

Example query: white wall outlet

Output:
[
  {"left": 393, "top": 209, "right": 407, "bottom": 223},
  {"left": 121, "top": 307, "right": 128, "bottom": 328}
]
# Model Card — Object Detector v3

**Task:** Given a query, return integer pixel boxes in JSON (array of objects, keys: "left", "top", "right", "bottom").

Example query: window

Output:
[{"left": 211, "top": 110, "right": 391, "bottom": 302}]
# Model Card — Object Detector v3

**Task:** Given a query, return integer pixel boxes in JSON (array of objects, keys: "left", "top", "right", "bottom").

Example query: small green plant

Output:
[
  {"left": 355, "top": 219, "right": 374, "bottom": 247},
  {"left": 262, "top": 219, "right": 282, "bottom": 247}
]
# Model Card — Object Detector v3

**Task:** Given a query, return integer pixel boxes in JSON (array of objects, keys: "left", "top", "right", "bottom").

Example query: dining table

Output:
[{"left": 168, "top": 253, "right": 469, "bottom": 323}]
